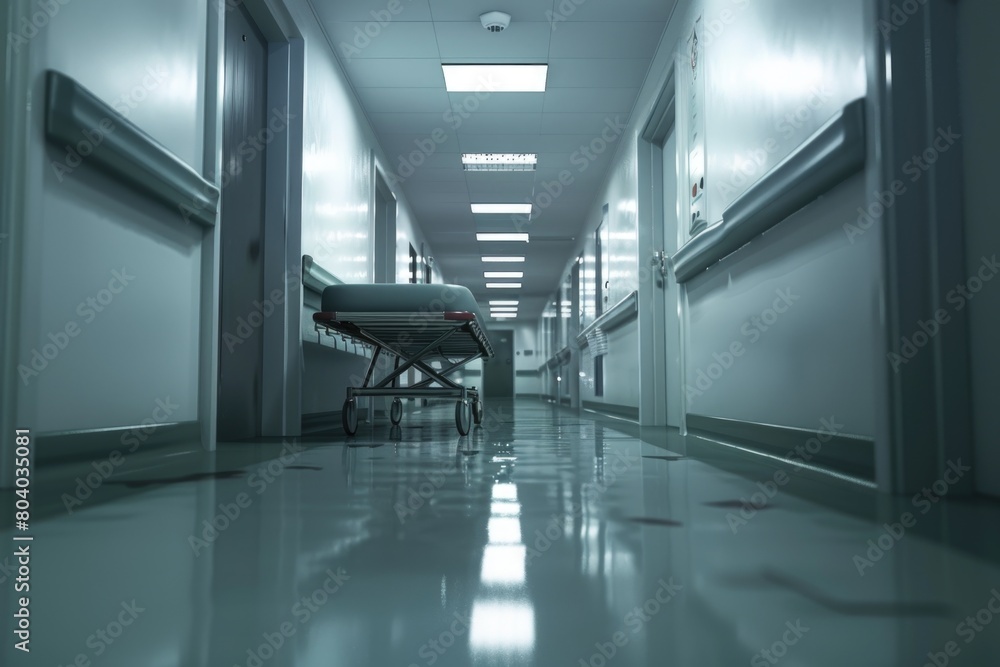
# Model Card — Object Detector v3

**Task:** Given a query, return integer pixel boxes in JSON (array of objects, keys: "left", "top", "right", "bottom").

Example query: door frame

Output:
[
  {"left": 484, "top": 328, "right": 516, "bottom": 399},
  {"left": 201, "top": 0, "right": 304, "bottom": 446},
  {"left": 373, "top": 165, "right": 397, "bottom": 284},
  {"left": 637, "top": 67, "right": 679, "bottom": 428}
]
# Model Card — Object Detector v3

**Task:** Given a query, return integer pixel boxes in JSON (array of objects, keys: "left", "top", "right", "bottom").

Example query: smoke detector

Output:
[{"left": 480, "top": 11, "right": 511, "bottom": 33}]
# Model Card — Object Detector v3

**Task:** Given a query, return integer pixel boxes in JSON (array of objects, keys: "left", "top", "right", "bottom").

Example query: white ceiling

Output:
[{"left": 308, "top": 0, "right": 676, "bottom": 321}]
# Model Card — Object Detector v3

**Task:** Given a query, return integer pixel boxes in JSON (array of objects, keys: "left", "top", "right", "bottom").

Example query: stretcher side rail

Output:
[{"left": 312, "top": 310, "right": 493, "bottom": 435}]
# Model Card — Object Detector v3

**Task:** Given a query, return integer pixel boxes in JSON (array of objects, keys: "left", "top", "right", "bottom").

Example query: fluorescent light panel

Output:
[
  {"left": 472, "top": 203, "right": 533, "bottom": 215},
  {"left": 482, "top": 256, "right": 525, "bottom": 263},
  {"left": 489, "top": 301, "right": 519, "bottom": 306},
  {"left": 486, "top": 283, "right": 522, "bottom": 289},
  {"left": 463, "top": 153, "right": 537, "bottom": 172},
  {"left": 477, "top": 233, "right": 529, "bottom": 242},
  {"left": 442, "top": 64, "right": 548, "bottom": 93},
  {"left": 484, "top": 271, "right": 523, "bottom": 279},
  {"left": 490, "top": 307, "right": 518, "bottom": 312}
]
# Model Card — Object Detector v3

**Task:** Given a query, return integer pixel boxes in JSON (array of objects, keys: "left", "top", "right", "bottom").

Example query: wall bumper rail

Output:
[
  {"left": 576, "top": 290, "right": 638, "bottom": 349},
  {"left": 302, "top": 255, "right": 344, "bottom": 294},
  {"left": 670, "top": 97, "right": 867, "bottom": 284},
  {"left": 44, "top": 70, "right": 220, "bottom": 227}
]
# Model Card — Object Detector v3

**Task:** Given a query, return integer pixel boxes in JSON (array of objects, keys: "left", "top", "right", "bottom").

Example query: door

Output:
[
  {"left": 218, "top": 3, "right": 268, "bottom": 440},
  {"left": 661, "top": 129, "right": 683, "bottom": 427},
  {"left": 373, "top": 171, "right": 396, "bottom": 283},
  {"left": 483, "top": 330, "right": 515, "bottom": 399}
]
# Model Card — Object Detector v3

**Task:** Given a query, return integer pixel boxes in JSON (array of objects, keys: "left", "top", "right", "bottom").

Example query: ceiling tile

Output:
[
  {"left": 542, "top": 88, "right": 639, "bottom": 113},
  {"left": 341, "top": 59, "right": 445, "bottom": 87},
  {"left": 546, "top": 58, "right": 653, "bottom": 88},
  {"left": 310, "top": 0, "right": 433, "bottom": 22},
  {"left": 453, "top": 112, "right": 542, "bottom": 135},
  {"left": 539, "top": 112, "right": 630, "bottom": 135},
  {"left": 309, "top": 0, "right": 670, "bottom": 309},
  {"left": 434, "top": 22, "right": 552, "bottom": 60},
  {"left": 326, "top": 21, "right": 439, "bottom": 59},
  {"left": 429, "top": 0, "right": 554, "bottom": 23},
  {"left": 551, "top": 0, "right": 677, "bottom": 23},
  {"left": 548, "top": 21, "right": 665, "bottom": 59},
  {"left": 447, "top": 92, "right": 545, "bottom": 114},
  {"left": 356, "top": 87, "right": 451, "bottom": 113}
]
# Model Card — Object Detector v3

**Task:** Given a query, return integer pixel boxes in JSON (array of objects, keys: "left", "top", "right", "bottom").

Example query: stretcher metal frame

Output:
[{"left": 312, "top": 309, "right": 494, "bottom": 435}]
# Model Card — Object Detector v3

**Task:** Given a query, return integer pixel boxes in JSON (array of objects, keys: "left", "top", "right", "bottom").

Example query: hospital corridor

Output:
[{"left": 2, "top": 0, "right": 1000, "bottom": 665}]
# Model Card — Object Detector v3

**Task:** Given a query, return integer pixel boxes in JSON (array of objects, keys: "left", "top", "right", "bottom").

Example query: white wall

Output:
[
  {"left": 6, "top": 0, "right": 448, "bottom": 442},
  {"left": 511, "top": 323, "right": 541, "bottom": 397},
  {"left": 681, "top": 0, "right": 874, "bottom": 436},
  {"left": 13, "top": 0, "right": 209, "bottom": 433},
  {"left": 289, "top": 0, "right": 440, "bottom": 289},
  {"left": 538, "top": 0, "right": 878, "bottom": 437},
  {"left": 272, "top": 0, "right": 445, "bottom": 417},
  {"left": 959, "top": 0, "right": 1000, "bottom": 497}
]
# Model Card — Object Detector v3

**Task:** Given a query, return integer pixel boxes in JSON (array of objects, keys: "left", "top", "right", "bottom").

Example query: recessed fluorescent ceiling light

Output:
[
  {"left": 472, "top": 203, "right": 533, "bottom": 215},
  {"left": 491, "top": 307, "right": 519, "bottom": 312},
  {"left": 442, "top": 65, "right": 548, "bottom": 92},
  {"left": 486, "top": 283, "right": 522, "bottom": 289},
  {"left": 489, "top": 301, "right": 519, "bottom": 306},
  {"left": 484, "top": 271, "right": 523, "bottom": 279},
  {"left": 482, "top": 256, "right": 525, "bottom": 263},
  {"left": 463, "top": 153, "right": 537, "bottom": 172},
  {"left": 477, "top": 233, "right": 529, "bottom": 242}
]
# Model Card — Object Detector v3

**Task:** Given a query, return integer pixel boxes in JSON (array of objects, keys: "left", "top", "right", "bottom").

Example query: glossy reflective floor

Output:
[{"left": 5, "top": 400, "right": 1000, "bottom": 666}]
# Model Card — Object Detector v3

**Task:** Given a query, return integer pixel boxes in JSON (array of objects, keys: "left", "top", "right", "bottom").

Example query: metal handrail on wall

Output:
[
  {"left": 670, "top": 98, "right": 867, "bottom": 283},
  {"left": 576, "top": 291, "right": 639, "bottom": 348},
  {"left": 301, "top": 255, "right": 344, "bottom": 294},
  {"left": 44, "top": 71, "right": 220, "bottom": 227}
]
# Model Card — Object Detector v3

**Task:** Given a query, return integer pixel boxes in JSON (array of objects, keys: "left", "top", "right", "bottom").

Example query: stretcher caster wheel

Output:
[
  {"left": 342, "top": 399, "right": 358, "bottom": 436},
  {"left": 472, "top": 400, "right": 484, "bottom": 425},
  {"left": 390, "top": 398, "right": 403, "bottom": 425},
  {"left": 455, "top": 400, "right": 472, "bottom": 436}
]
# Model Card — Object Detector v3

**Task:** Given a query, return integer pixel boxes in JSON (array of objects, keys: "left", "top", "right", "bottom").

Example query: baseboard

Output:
[
  {"left": 302, "top": 408, "right": 384, "bottom": 434},
  {"left": 686, "top": 413, "right": 875, "bottom": 480},
  {"left": 582, "top": 400, "right": 639, "bottom": 421},
  {"left": 34, "top": 421, "right": 201, "bottom": 466}
]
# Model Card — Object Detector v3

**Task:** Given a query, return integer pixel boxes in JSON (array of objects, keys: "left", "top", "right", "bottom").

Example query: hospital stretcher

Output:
[{"left": 312, "top": 284, "right": 494, "bottom": 436}]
